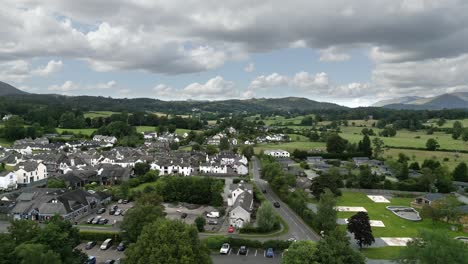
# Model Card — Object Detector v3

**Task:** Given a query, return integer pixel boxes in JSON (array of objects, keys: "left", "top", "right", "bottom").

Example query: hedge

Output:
[{"left": 79, "top": 230, "right": 122, "bottom": 243}]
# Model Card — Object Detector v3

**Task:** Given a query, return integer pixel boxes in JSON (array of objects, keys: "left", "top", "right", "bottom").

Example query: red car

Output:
[{"left": 228, "top": 225, "right": 235, "bottom": 233}]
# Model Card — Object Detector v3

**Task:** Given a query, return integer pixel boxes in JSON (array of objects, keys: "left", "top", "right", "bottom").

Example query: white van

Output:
[
  {"left": 100, "top": 238, "right": 112, "bottom": 250},
  {"left": 206, "top": 212, "right": 220, "bottom": 218}
]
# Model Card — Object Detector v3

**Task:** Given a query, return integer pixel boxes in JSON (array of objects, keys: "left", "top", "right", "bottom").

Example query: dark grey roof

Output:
[{"left": 422, "top": 193, "right": 445, "bottom": 202}]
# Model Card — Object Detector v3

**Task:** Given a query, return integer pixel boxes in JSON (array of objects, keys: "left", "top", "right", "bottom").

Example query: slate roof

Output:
[{"left": 422, "top": 193, "right": 445, "bottom": 202}]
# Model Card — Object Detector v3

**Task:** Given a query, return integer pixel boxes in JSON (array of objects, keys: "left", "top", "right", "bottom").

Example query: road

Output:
[{"left": 252, "top": 157, "right": 321, "bottom": 241}]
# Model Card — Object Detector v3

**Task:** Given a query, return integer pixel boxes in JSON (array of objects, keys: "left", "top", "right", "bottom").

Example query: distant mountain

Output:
[
  {"left": 374, "top": 93, "right": 468, "bottom": 110},
  {"left": 0, "top": 81, "right": 28, "bottom": 96}
]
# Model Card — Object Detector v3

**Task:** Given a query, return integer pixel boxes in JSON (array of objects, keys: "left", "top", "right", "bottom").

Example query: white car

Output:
[
  {"left": 219, "top": 243, "right": 230, "bottom": 254},
  {"left": 207, "top": 212, "right": 220, "bottom": 218}
]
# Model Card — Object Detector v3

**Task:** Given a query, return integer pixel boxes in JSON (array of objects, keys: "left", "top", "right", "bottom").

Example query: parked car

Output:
[
  {"left": 112, "top": 205, "right": 118, "bottom": 211},
  {"left": 117, "top": 241, "right": 126, "bottom": 251},
  {"left": 273, "top": 202, "right": 281, "bottom": 208},
  {"left": 100, "top": 238, "right": 112, "bottom": 250},
  {"left": 228, "top": 225, "right": 235, "bottom": 233},
  {"left": 118, "top": 199, "right": 123, "bottom": 204},
  {"left": 287, "top": 237, "right": 297, "bottom": 242},
  {"left": 122, "top": 199, "right": 129, "bottom": 204},
  {"left": 115, "top": 209, "right": 123, "bottom": 216},
  {"left": 104, "top": 260, "right": 115, "bottom": 264},
  {"left": 219, "top": 243, "right": 230, "bottom": 254},
  {"left": 266, "top": 248, "right": 274, "bottom": 258},
  {"left": 206, "top": 212, "right": 220, "bottom": 218},
  {"left": 87, "top": 217, "right": 94, "bottom": 224},
  {"left": 98, "top": 218, "right": 109, "bottom": 225},
  {"left": 239, "top": 246, "right": 248, "bottom": 255},
  {"left": 88, "top": 256, "right": 96, "bottom": 264},
  {"left": 262, "top": 189, "right": 267, "bottom": 193},
  {"left": 109, "top": 209, "right": 116, "bottom": 215},
  {"left": 85, "top": 241, "right": 96, "bottom": 250},
  {"left": 92, "top": 216, "right": 102, "bottom": 224},
  {"left": 97, "top": 208, "right": 106, "bottom": 214},
  {"left": 208, "top": 220, "right": 218, "bottom": 225},
  {"left": 181, "top": 213, "right": 187, "bottom": 219}
]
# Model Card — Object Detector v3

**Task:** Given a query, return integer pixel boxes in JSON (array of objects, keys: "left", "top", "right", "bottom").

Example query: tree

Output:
[
  {"left": 315, "top": 189, "right": 337, "bottom": 234},
  {"left": 125, "top": 219, "right": 212, "bottom": 264},
  {"left": 462, "top": 128, "right": 468, "bottom": 141},
  {"left": 3, "top": 115, "right": 26, "bottom": 141},
  {"left": 358, "top": 135, "right": 372, "bottom": 157},
  {"left": 134, "top": 162, "right": 151, "bottom": 176},
  {"left": 14, "top": 243, "right": 61, "bottom": 264},
  {"left": 452, "top": 121, "right": 463, "bottom": 140},
  {"left": 315, "top": 229, "right": 365, "bottom": 264},
  {"left": 310, "top": 168, "right": 343, "bottom": 199},
  {"left": 453, "top": 162, "right": 468, "bottom": 182},
  {"left": 372, "top": 137, "right": 385, "bottom": 158},
  {"left": 347, "top": 212, "right": 375, "bottom": 249},
  {"left": 219, "top": 137, "right": 230, "bottom": 151},
  {"left": 326, "top": 133, "right": 348, "bottom": 154},
  {"left": 241, "top": 145, "right": 254, "bottom": 160},
  {"left": 205, "top": 145, "right": 218, "bottom": 156},
  {"left": 194, "top": 216, "right": 206, "bottom": 232},
  {"left": 0, "top": 234, "right": 16, "bottom": 264},
  {"left": 256, "top": 202, "right": 280, "bottom": 232},
  {"left": 47, "top": 178, "right": 66, "bottom": 188},
  {"left": 282, "top": 240, "right": 318, "bottom": 264},
  {"left": 409, "top": 162, "right": 420, "bottom": 171},
  {"left": 433, "top": 195, "right": 463, "bottom": 224},
  {"left": 397, "top": 229, "right": 468, "bottom": 264},
  {"left": 8, "top": 220, "right": 40, "bottom": 245},
  {"left": 358, "top": 166, "right": 380, "bottom": 188},
  {"left": 121, "top": 201, "right": 165, "bottom": 242},
  {"left": 425, "top": 138, "right": 440, "bottom": 151}
]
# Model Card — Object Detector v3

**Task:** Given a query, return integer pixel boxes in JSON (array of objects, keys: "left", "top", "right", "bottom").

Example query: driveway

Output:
[{"left": 252, "top": 157, "right": 321, "bottom": 241}]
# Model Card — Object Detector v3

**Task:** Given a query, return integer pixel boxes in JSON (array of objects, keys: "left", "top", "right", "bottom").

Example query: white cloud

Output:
[
  {"left": 153, "top": 84, "right": 177, "bottom": 98},
  {"left": 95, "top": 80, "right": 116, "bottom": 89},
  {"left": 244, "top": 62, "right": 255, "bottom": 72},
  {"left": 319, "top": 47, "right": 351, "bottom": 62},
  {"left": 248, "top": 73, "right": 289, "bottom": 90},
  {"left": 32, "top": 60, "right": 63, "bottom": 76},
  {"left": 183, "top": 76, "right": 237, "bottom": 99},
  {"left": 48, "top": 80, "right": 78, "bottom": 92},
  {"left": 0, "top": 60, "right": 31, "bottom": 83}
]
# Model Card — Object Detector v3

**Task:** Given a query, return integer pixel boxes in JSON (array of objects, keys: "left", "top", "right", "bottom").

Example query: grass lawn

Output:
[
  {"left": 136, "top": 126, "right": 156, "bottom": 133},
  {"left": 336, "top": 191, "right": 466, "bottom": 238},
  {"left": 254, "top": 141, "right": 326, "bottom": 154},
  {"left": 130, "top": 181, "right": 159, "bottom": 192},
  {"left": 384, "top": 148, "right": 468, "bottom": 171},
  {"left": 361, "top": 247, "right": 402, "bottom": 260},
  {"left": 56, "top": 128, "right": 96, "bottom": 136},
  {"left": 84, "top": 111, "right": 120, "bottom": 119},
  {"left": 0, "top": 137, "right": 13, "bottom": 147}
]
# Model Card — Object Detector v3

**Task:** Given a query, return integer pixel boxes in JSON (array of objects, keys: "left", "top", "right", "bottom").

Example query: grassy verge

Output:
[
  {"left": 361, "top": 247, "right": 402, "bottom": 260},
  {"left": 0, "top": 137, "right": 13, "bottom": 147},
  {"left": 56, "top": 128, "right": 96, "bottom": 136}
]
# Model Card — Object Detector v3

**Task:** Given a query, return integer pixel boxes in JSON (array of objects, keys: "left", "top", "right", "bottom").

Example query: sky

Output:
[{"left": 1, "top": 0, "right": 468, "bottom": 107}]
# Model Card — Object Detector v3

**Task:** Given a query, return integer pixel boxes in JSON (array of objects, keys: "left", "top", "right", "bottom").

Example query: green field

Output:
[
  {"left": 247, "top": 115, "right": 313, "bottom": 126},
  {"left": 384, "top": 148, "right": 468, "bottom": 171},
  {"left": 424, "top": 119, "right": 468, "bottom": 128},
  {"left": 0, "top": 138, "right": 12, "bottom": 147},
  {"left": 84, "top": 111, "right": 120, "bottom": 119},
  {"left": 339, "top": 126, "right": 468, "bottom": 151},
  {"left": 136, "top": 126, "right": 156, "bottom": 133},
  {"left": 254, "top": 141, "right": 326, "bottom": 154},
  {"left": 336, "top": 191, "right": 466, "bottom": 238},
  {"left": 56, "top": 128, "right": 97, "bottom": 136}
]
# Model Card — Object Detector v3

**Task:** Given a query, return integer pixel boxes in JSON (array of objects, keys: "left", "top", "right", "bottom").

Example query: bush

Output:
[
  {"left": 79, "top": 231, "right": 121, "bottom": 243},
  {"left": 262, "top": 240, "right": 292, "bottom": 250}
]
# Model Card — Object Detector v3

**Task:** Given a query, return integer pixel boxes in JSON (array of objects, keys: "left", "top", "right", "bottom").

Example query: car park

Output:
[
  {"left": 228, "top": 225, "right": 235, "bottom": 233},
  {"left": 85, "top": 241, "right": 96, "bottom": 250},
  {"left": 100, "top": 239, "right": 112, "bottom": 250},
  {"left": 239, "top": 246, "right": 248, "bottom": 255},
  {"left": 266, "top": 248, "right": 274, "bottom": 258},
  {"left": 273, "top": 202, "right": 280, "bottom": 208},
  {"left": 208, "top": 219, "right": 218, "bottom": 225},
  {"left": 116, "top": 241, "right": 126, "bottom": 251},
  {"left": 220, "top": 243, "right": 230, "bottom": 254},
  {"left": 97, "top": 208, "right": 106, "bottom": 214}
]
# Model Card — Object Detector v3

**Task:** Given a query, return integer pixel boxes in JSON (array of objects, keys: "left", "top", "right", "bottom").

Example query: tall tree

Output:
[
  {"left": 347, "top": 212, "right": 375, "bottom": 249},
  {"left": 315, "top": 229, "right": 365, "bottom": 264},
  {"left": 219, "top": 137, "right": 230, "bottom": 151},
  {"left": 14, "top": 243, "right": 62, "bottom": 264},
  {"left": 310, "top": 167, "right": 343, "bottom": 199},
  {"left": 425, "top": 138, "right": 440, "bottom": 151},
  {"left": 372, "top": 137, "right": 385, "bottom": 159},
  {"left": 326, "top": 133, "right": 348, "bottom": 154},
  {"left": 121, "top": 203, "right": 165, "bottom": 243},
  {"left": 125, "top": 219, "right": 212, "bottom": 264},
  {"left": 256, "top": 202, "right": 280, "bottom": 232},
  {"left": 358, "top": 135, "right": 372, "bottom": 157},
  {"left": 397, "top": 230, "right": 468, "bottom": 264},
  {"left": 452, "top": 121, "right": 464, "bottom": 140},
  {"left": 452, "top": 162, "right": 468, "bottom": 182},
  {"left": 315, "top": 189, "right": 337, "bottom": 234},
  {"left": 282, "top": 240, "right": 318, "bottom": 264},
  {"left": 194, "top": 216, "right": 206, "bottom": 232}
]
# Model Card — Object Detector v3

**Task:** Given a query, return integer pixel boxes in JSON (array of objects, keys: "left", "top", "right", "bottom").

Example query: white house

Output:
[
  {"left": 234, "top": 164, "right": 249, "bottom": 175},
  {"left": 199, "top": 162, "right": 228, "bottom": 174},
  {"left": 14, "top": 162, "right": 48, "bottom": 184},
  {"left": 93, "top": 135, "right": 118, "bottom": 144},
  {"left": 264, "top": 149, "right": 290, "bottom": 158},
  {"left": 0, "top": 171, "right": 17, "bottom": 190},
  {"left": 150, "top": 160, "right": 194, "bottom": 176},
  {"left": 142, "top": 131, "right": 158, "bottom": 140},
  {"left": 228, "top": 186, "right": 253, "bottom": 228}
]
